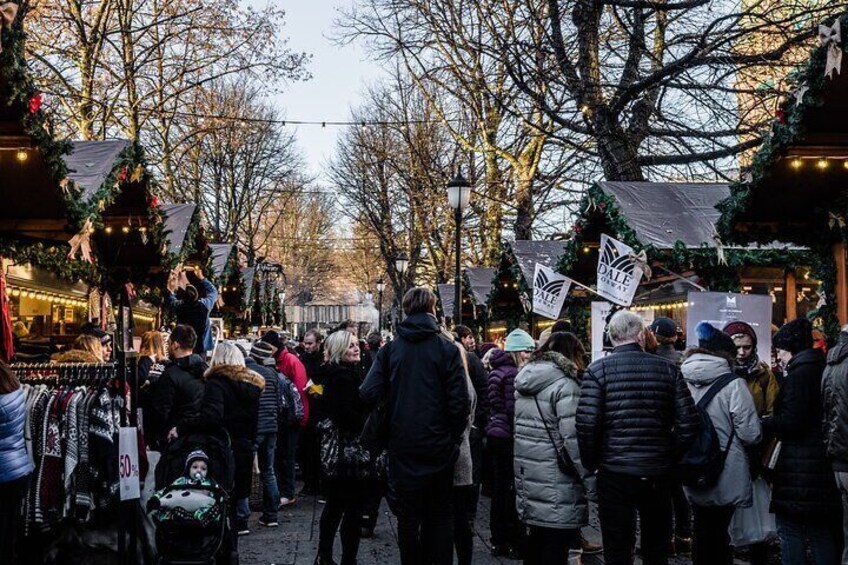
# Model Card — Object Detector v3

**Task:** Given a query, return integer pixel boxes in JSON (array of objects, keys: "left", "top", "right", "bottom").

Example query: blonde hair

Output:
[
  {"left": 209, "top": 341, "right": 245, "bottom": 369},
  {"left": 324, "top": 330, "right": 356, "bottom": 365},
  {"left": 139, "top": 331, "right": 165, "bottom": 359},
  {"left": 73, "top": 334, "right": 104, "bottom": 363}
]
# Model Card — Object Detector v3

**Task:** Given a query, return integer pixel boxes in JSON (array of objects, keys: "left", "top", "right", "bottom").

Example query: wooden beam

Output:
[
  {"left": 785, "top": 271, "right": 797, "bottom": 323},
  {"left": 835, "top": 243, "right": 848, "bottom": 326}
]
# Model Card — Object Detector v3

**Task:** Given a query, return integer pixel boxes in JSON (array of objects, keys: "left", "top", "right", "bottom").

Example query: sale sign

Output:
[{"left": 118, "top": 427, "right": 141, "bottom": 501}]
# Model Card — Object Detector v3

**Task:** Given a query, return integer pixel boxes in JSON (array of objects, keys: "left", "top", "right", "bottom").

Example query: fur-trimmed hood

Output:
[
  {"left": 51, "top": 349, "right": 101, "bottom": 364},
  {"left": 515, "top": 351, "right": 579, "bottom": 396},
  {"left": 204, "top": 364, "right": 265, "bottom": 391}
]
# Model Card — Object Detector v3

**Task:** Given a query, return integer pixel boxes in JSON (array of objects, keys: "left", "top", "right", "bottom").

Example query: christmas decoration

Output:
[
  {"left": 27, "top": 91, "right": 41, "bottom": 114},
  {"left": 67, "top": 218, "right": 94, "bottom": 263},
  {"left": 820, "top": 19, "right": 843, "bottom": 78},
  {"left": 0, "top": 2, "right": 17, "bottom": 54}
]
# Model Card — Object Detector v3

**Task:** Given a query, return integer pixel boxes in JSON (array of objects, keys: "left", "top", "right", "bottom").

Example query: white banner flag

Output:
[
  {"left": 596, "top": 234, "right": 644, "bottom": 307},
  {"left": 533, "top": 263, "right": 572, "bottom": 320}
]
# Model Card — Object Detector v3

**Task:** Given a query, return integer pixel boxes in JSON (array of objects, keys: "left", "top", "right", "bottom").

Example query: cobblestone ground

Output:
[{"left": 237, "top": 486, "right": 774, "bottom": 564}]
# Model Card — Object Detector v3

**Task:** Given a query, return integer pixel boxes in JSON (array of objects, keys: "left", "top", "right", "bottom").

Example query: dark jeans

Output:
[
  {"left": 299, "top": 420, "right": 322, "bottom": 493},
  {"left": 319, "top": 479, "right": 367, "bottom": 565},
  {"left": 671, "top": 481, "right": 691, "bottom": 538},
  {"left": 691, "top": 504, "right": 735, "bottom": 565},
  {"left": 746, "top": 542, "right": 769, "bottom": 565},
  {"left": 775, "top": 513, "right": 840, "bottom": 565},
  {"left": 275, "top": 426, "right": 300, "bottom": 499},
  {"left": 233, "top": 448, "right": 254, "bottom": 500},
  {"left": 489, "top": 436, "right": 521, "bottom": 549},
  {"left": 597, "top": 471, "right": 673, "bottom": 565},
  {"left": 389, "top": 467, "right": 455, "bottom": 565},
  {"left": 0, "top": 474, "right": 29, "bottom": 565},
  {"left": 362, "top": 479, "right": 387, "bottom": 531},
  {"left": 453, "top": 485, "right": 480, "bottom": 565},
  {"left": 256, "top": 432, "right": 280, "bottom": 521},
  {"left": 524, "top": 526, "right": 579, "bottom": 565}
]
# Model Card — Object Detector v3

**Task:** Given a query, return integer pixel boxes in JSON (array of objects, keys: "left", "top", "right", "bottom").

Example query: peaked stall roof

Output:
[
  {"left": 209, "top": 243, "right": 235, "bottom": 279},
  {"left": 511, "top": 240, "right": 569, "bottom": 285},
  {"left": 465, "top": 267, "right": 496, "bottom": 307},
  {"left": 598, "top": 182, "right": 729, "bottom": 249},
  {"left": 159, "top": 203, "right": 196, "bottom": 256},
  {"left": 242, "top": 266, "right": 256, "bottom": 305},
  {"left": 437, "top": 283, "right": 455, "bottom": 318},
  {"left": 65, "top": 140, "right": 130, "bottom": 201}
]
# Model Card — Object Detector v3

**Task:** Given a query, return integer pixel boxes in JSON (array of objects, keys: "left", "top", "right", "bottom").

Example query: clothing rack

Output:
[{"left": 14, "top": 362, "right": 117, "bottom": 386}]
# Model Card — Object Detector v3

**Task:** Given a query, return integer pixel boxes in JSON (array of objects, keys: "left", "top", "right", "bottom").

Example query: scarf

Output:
[{"left": 735, "top": 352, "right": 761, "bottom": 378}]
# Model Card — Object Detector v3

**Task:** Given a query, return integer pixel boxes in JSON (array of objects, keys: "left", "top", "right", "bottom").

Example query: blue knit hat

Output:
[
  {"left": 504, "top": 329, "right": 535, "bottom": 352},
  {"left": 696, "top": 322, "right": 736, "bottom": 357}
]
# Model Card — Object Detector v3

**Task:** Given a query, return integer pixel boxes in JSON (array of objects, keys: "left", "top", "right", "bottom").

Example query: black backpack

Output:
[{"left": 677, "top": 373, "right": 737, "bottom": 490}]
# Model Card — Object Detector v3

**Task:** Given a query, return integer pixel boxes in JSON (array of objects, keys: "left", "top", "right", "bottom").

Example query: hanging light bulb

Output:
[
  {"left": 816, "top": 158, "right": 829, "bottom": 170},
  {"left": 121, "top": 225, "right": 130, "bottom": 234},
  {"left": 15, "top": 148, "right": 27, "bottom": 163},
  {"left": 104, "top": 226, "right": 113, "bottom": 234},
  {"left": 790, "top": 158, "right": 803, "bottom": 170}
]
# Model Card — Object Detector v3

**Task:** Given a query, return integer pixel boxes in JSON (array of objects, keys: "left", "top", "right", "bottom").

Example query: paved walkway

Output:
[{"left": 237, "top": 488, "right": 775, "bottom": 564}]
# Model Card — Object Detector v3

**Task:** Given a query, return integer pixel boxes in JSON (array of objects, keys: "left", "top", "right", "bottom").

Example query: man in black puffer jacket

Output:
[
  {"left": 577, "top": 310, "right": 699, "bottom": 565},
  {"left": 243, "top": 341, "right": 282, "bottom": 528},
  {"left": 149, "top": 325, "right": 207, "bottom": 448},
  {"left": 360, "top": 288, "right": 470, "bottom": 565},
  {"left": 823, "top": 325, "right": 848, "bottom": 563}
]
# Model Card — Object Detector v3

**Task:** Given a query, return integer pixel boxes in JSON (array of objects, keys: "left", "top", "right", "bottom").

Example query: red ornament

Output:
[
  {"left": 28, "top": 92, "right": 42, "bottom": 114},
  {"left": 598, "top": 202, "right": 607, "bottom": 211},
  {"left": 573, "top": 223, "right": 583, "bottom": 234},
  {"left": 775, "top": 109, "right": 786, "bottom": 124},
  {"left": 118, "top": 166, "right": 128, "bottom": 183},
  {"left": 149, "top": 195, "right": 159, "bottom": 207}
]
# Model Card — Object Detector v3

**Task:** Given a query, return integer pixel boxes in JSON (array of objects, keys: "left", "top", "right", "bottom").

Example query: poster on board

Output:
[
  {"left": 686, "top": 291, "right": 772, "bottom": 364},
  {"left": 591, "top": 302, "right": 655, "bottom": 361}
]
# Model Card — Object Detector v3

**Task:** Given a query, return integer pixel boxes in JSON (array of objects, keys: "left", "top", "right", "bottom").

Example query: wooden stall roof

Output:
[
  {"left": 466, "top": 267, "right": 496, "bottom": 307},
  {"left": 159, "top": 203, "right": 196, "bottom": 256}
]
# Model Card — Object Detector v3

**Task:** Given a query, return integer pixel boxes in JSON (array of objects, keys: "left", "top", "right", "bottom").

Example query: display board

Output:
[{"left": 686, "top": 291, "right": 772, "bottom": 364}]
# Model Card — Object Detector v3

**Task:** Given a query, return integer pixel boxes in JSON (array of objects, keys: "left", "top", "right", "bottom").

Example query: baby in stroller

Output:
[{"left": 150, "top": 450, "right": 222, "bottom": 527}]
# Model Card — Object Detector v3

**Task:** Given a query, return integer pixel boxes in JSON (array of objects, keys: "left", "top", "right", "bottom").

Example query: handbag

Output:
[
  {"left": 533, "top": 396, "right": 578, "bottom": 478},
  {"left": 318, "top": 419, "right": 374, "bottom": 481},
  {"left": 360, "top": 343, "right": 392, "bottom": 455},
  {"left": 729, "top": 476, "right": 778, "bottom": 546}
]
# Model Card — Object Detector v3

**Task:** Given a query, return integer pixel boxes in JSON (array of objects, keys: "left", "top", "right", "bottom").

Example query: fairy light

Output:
[
  {"left": 816, "top": 158, "right": 829, "bottom": 170},
  {"left": 15, "top": 148, "right": 27, "bottom": 162},
  {"left": 790, "top": 158, "right": 803, "bottom": 170}
]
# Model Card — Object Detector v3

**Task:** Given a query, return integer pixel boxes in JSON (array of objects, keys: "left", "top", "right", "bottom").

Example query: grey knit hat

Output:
[{"left": 250, "top": 340, "right": 278, "bottom": 366}]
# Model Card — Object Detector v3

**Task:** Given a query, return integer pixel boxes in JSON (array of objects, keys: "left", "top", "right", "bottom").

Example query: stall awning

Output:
[
  {"left": 242, "top": 266, "right": 256, "bottom": 305},
  {"left": 65, "top": 140, "right": 130, "bottom": 201},
  {"left": 511, "top": 240, "right": 569, "bottom": 286},
  {"left": 159, "top": 204, "right": 196, "bottom": 256},
  {"left": 209, "top": 243, "right": 234, "bottom": 279},
  {"left": 466, "top": 267, "right": 496, "bottom": 307}
]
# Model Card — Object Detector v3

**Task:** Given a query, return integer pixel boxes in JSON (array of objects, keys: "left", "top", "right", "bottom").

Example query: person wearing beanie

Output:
[
  {"left": 681, "top": 322, "right": 762, "bottom": 564},
  {"left": 485, "top": 328, "right": 534, "bottom": 558},
  {"left": 185, "top": 449, "right": 210, "bottom": 479},
  {"left": 244, "top": 341, "right": 282, "bottom": 527},
  {"left": 764, "top": 318, "right": 841, "bottom": 563},
  {"left": 577, "top": 311, "right": 700, "bottom": 565},
  {"left": 650, "top": 317, "right": 683, "bottom": 365},
  {"left": 261, "top": 330, "right": 311, "bottom": 508},
  {"left": 722, "top": 321, "right": 779, "bottom": 419}
]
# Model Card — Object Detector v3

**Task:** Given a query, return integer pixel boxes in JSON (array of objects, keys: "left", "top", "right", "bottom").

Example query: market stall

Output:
[
  {"left": 719, "top": 13, "right": 848, "bottom": 338},
  {"left": 486, "top": 240, "right": 568, "bottom": 340},
  {"left": 560, "top": 181, "right": 811, "bottom": 338}
]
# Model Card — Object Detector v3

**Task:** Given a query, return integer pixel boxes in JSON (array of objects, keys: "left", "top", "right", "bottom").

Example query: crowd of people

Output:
[{"left": 4, "top": 275, "right": 848, "bottom": 565}]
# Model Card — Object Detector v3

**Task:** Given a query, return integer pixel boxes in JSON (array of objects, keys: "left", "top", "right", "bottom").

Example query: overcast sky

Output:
[{"left": 261, "top": 1, "right": 386, "bottom": 180}]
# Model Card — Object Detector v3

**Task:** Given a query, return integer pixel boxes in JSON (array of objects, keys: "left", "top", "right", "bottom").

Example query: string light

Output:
[
  {"left": 816, "top": 159, "right": 829, "bottom": 170},
  {"left": 104, "top": 226, "right": 113, "bottom": 234},
  {"left": 790, "top": 158, "right": 802, "bottom": 170},
  {"left": 15, "top": 148, "right": 27, "bottom": 162},
  {"left": 121, "top": 226, "right": 130, "bottom": 234}
]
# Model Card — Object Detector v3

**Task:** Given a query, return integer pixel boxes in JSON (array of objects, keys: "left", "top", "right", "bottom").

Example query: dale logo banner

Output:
[
  {"left": 596, "top": 234, "right": 644, "bottom": 306},
  {"left": 532, "top": 263, "right": 572, "bottom": 319}
]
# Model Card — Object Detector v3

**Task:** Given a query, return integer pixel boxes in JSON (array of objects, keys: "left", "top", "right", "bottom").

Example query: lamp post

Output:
[
  {"left": 447, "top": 171, "right": 472, "bottom": 326},
  {"left": 280, "top": 290, "right": 287, "bottom": 331},
  {"left": 395, "top": 252, "right": 409, "bottom": 321},
  {"left": 376, "top": 279, "right": 385, "bottom": 331}
]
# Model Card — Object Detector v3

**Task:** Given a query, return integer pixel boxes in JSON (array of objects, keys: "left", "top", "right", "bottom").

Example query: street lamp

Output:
[
  {"left": 395, "top": 252, "right": 409, "bottom": 321},
  {"left": 447, "top": 170, "right": 472, "bottom": 326},
  {"left": 280, "top": 290, "right": 287, "bottom": 331},
  {"left": 376, "top": 279, "right": 385, "bottom": 331}
]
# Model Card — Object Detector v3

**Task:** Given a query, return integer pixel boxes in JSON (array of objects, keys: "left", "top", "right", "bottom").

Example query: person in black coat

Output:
[
  {"left": 765, "top": 318, "right": 842, "bottom": 564},
  {"left": 148, "top": 325, "right": 207, "bottom": 448},
  {"left": 360, "top": 288, "right": 470, "bottom": 565},
  {"left": 176, "top": 342, "right": 265, "bottom": 538},
  {"left": 315, "top": 330, "right": 371, "bottom": 565},
  {"left": 576, "top": 311, "right": 699, "bottom": 565},
  {"left": 299, "top": 329, "right": 325, "bottom": 496}
]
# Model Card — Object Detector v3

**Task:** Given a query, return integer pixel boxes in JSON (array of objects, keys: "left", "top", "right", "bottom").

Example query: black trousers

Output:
[
  {"left": 597, "top": 471, "right": 673, "bottom": 565},
  {"left": 524, "top": 526, "right": 579, "bottom": 565},
  {"left": 362, "top": 479, "right": 387, "bottom": 530},
  {"left": 671, "top": 481, "right": 692, "bottom": 538},
  {"left": 489, "top": 437, "right": 522, "bottom": 548},
  {"left": 691, "top": 504, "right": 735, "bottom": 565},
  {"left": 389, "top": 467, "right": 455, "bottom": 565},
  {"left": 0, "top": 475, "right": 29, "bottom": 565},
  {"left": 319, "top": 480, "right": 367, "bottom": 565},
  {"left": 299, "top": 420, "right": 322, "bottom": 493},
  {"left": 453, "top": 485, "right": 480, "bottom": 565}
]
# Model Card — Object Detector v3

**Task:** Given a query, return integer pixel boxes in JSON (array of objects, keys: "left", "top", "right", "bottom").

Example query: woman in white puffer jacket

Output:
[{"left": 682, "top": 322, "right": 762, "bottom": 565}]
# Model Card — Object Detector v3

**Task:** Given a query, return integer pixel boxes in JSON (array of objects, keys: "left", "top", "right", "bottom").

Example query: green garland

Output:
[{"left": 0, "top": 240, "right": 99, "bottom": 284}]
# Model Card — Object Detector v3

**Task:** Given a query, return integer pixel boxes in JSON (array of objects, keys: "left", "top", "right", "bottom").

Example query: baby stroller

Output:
[{"left": 152, "top": 433, "right": 236, "bottom": 565}]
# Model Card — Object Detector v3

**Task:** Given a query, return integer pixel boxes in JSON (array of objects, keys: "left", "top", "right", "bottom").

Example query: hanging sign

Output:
[
  {"left": 532, "top": 263, "right": 572, "bottom": 319},
  {"left": 118, "top": 427, "right": 141, "bottom": 501},
  {"left": 686, "top": 291, "right": 772, "bottom": 364},
  {"left": 596, "top": 234, "right": 645, "bottom": 306}
]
